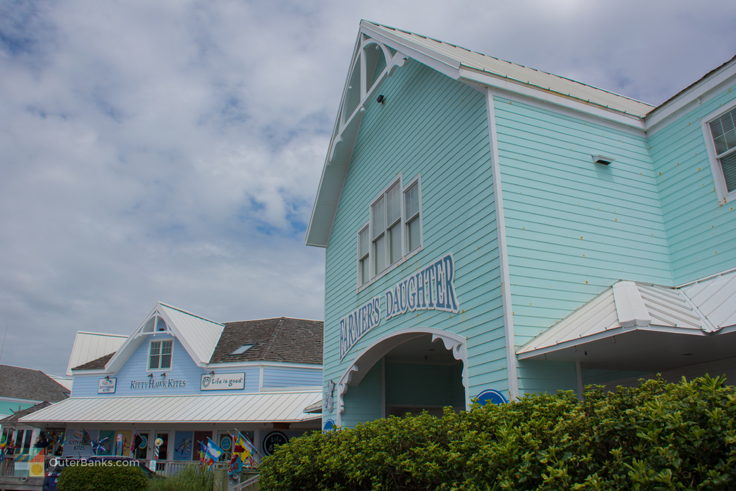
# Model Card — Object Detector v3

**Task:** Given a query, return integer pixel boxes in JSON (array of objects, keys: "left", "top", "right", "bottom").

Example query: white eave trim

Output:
[
  {"left": 517, "top": 324, "right": 708, "bottom": 360},
  {"left": 461, "top": 68, "right": 646, "bottom": 130},
  {"left": 645, "top": 58, "right": 736, "bottom": 133}
]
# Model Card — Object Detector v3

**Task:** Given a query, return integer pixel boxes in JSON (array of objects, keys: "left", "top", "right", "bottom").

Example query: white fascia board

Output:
[
  {"left": 517, "top": 324, "right": 707, "bottom": 360},
  {"left": 359, "top": 21, "right": 461, "bottom": 80},
  {"left": 0, "top": 396, "right": 43, "bottom": 404},
  {"left": 462, "top": 68, "right": 646, "bottom": 131},
  {"left": 645, "top": 61, "right": 736, "bottom": 134}
]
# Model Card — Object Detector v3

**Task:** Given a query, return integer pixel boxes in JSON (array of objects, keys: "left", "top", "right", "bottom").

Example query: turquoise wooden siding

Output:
[
  {"left": 323, "top": 61, "right": 507, "bottom": 426},
  {"left": 649, "top": 84, "right": 736, "bottom": 284},
  {"left": 492, "top": 96, "right": 673, "bottom": 393},
  {"left": 341, "top": 361, "right": 384, "bottom": 427},
  {"left": 262, "top": 367, "right": 321, "bottom": 388}
]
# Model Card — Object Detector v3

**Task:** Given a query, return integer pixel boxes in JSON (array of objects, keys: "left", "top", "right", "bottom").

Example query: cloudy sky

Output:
[{"left": 1, "top": 0, "right": 734, "bottom": 375}]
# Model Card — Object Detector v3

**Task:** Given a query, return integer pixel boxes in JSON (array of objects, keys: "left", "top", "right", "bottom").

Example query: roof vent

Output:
[{"left": 592, "top": 155, "right": 614, "bottom": 165}]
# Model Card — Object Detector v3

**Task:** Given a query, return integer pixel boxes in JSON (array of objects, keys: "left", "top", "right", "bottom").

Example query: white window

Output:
[
  {"left": 149, "top": 340, "right": 172, "bottom": 370},
  {"left": 704, "top": 104, "right": 736, "bottom": 203},
  {"left": 358, "top": 176, "right": 422, "bottom": 286}
]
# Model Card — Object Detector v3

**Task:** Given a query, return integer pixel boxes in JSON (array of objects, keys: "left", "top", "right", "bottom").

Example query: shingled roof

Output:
[
  {"left": 210, "top": 317, "right": 323, "bottom": 365},
  {"left": 0, "top": 365, "right": 70, "bottom": 402},
  {"left": 72, "top": 352, "right": 115, "bottom": 371}
]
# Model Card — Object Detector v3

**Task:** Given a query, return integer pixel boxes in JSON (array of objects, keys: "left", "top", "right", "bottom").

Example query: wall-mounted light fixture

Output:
[
  {"left": 592, "top": 154, "right": 614, "bottom": 166},
  {"left": 104, "top": 376, "right": 110, "bottom": 381},
  {"left": 160, "top": 372, "right": 167, "bottom": 378},
  {"left": 376, "top": 94, "right": 385, "bottom": 104},
  {"left": 208, "top": 370, "right": 215, "bottom": 376},
  {"left": 147, "top": 373, "right": 154, "bottom": 379}
]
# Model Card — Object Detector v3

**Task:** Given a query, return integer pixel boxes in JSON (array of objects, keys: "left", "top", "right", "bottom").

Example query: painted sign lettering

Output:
[
  {"left": 200, "top": 373, "right": 245, "bottom": 391},
  {"left": 339, "top": 254, "right": 460, "bottom": 360},
  {"left": 97, "top": 377, "right": 117, "bottom": 394},
  {"left": 130, "top": 378, "right": 187, "bottom": 390}
]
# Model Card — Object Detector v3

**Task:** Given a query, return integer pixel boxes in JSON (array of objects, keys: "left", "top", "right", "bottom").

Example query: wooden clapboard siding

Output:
[
  {"left": 492, "top": 96, "right": 672, "bottom": 394},
  {"left": 649, "top": 84, "right": 736, "bottom": 284},
  {"left": 324, "top": 60, "right": 508, "bottom": 426}
]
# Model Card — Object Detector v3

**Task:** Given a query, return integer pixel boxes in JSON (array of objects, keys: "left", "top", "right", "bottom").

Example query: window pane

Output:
[
  {"left": 150, "top": 354, "right": 160, "bottom": 369},
  {"left": 389, "top": 223, "right": 402, "bottom": 264},
  {"left": 407, "top": 218, "right": 421, "bottom": 252},
  {"left": 372, "top": 197, "right": 385, "bottom": 237},
  {"left": 710, "top": 119, "right": 724, "bottom": 138},
  {"left": 722, "top": 152, "right": 736, "bottom": 192},
  {"left": 405, "top": 183, "right": 418, "bottom": 218},
  {"left": 359, "top": 257, "right": 369, "bottom": 284},
  {"left": 725, "top": 128, "right": 736, "bottom": 151},
  {"left": 161, "top": 340, "right": 172, "bottom": 355},
  {"left": 150, "top": 341, "right": 161, "bottom": 356},
  {"left": 387, "top": 183, "right": 400, "bottom": 223},
  {"left": 374, "top": 235, "right": 386, "bottom": 272},
  {"left": 161, "top": 353, "right": 172, "bottom": 369},
  {"left": 358, "top": 227, "right": 368, "bottom": 256}
]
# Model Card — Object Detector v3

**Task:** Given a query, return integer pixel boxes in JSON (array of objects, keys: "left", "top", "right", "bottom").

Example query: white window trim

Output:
[
  {"left": 356, "top": 224, "right": 370, "bottom": 288},
  {"left": 702, "top": 100, "right": 736, "bottom": 204},
  {"left": 356, "top": 174, "right": 424, "bottom": 292},
  {"left": 147, "top": 338, "right": 174, "bottom": 372}
]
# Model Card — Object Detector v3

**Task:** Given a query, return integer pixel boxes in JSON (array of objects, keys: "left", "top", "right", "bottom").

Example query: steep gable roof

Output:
[
  {"left": 0, "top": 365, "right": 70, "bottom": 402},
  {"left": 210, "top": 317, "right": 323, "bottom": 365},
  {"left": 100, "top": 302, "right": 224, "bottom": 373}
]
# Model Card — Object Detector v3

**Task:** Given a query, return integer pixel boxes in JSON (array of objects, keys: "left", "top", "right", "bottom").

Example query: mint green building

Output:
[{"left": 306, "top": 21, "right": 736, "bottom": 428}]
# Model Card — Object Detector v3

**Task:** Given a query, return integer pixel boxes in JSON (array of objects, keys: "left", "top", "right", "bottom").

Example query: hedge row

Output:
[{"left": 260, "top": 376, "right": 736, "bottom": 490}]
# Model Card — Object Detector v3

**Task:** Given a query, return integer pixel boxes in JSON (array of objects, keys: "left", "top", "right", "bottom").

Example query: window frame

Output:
[
  {"left": 702, "top": 101, "right": 736, "bottom": 204},
  {"left": 147, "top": 339, "right": 174, "bottom": 371},
  {"left": 356, "top": 175, "right": 423, "bottom": 291}
]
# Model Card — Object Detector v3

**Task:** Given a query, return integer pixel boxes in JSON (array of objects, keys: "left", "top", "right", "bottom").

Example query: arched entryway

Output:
[{"left": 335, "top": 329, "right": 467, "bottom": 427}]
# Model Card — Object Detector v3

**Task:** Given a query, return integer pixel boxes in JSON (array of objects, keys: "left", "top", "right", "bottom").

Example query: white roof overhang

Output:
[
  {"left": 518, "top": 271, "right": 736, "bottom": 370},
  {"left": 18, "top": 391, "right": 321, "bottom": 425}
]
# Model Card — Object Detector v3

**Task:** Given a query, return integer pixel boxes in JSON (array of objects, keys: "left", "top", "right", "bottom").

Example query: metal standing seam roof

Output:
[
  {"left": 518, "top": 269, "right": 736, "bottom": 358},
  {"left": 19, "top": 391, "right": 321, "bottom": 425},
  {"left": 158, "top": 303, "right": 224, "bottom": 365},
  {"left": 364, "top": 21, "right": 655, "bottom": 118},
  {"left": 65, "top": 332, "right": 128, "bottom": 376}
]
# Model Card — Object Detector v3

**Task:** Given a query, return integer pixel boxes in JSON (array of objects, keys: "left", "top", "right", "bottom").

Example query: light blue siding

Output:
[
  {"left": 262, "top": 367, "right": 321, "bottom": 388},
  {"left": 649, "top": 84, "right": 736, "bottom": 284},
  {"left": 323, "top": 61, "right": 507, "bottom": 426},
  {"left": 71, "top": 335, "right": 259, "bottom": 397},
  {"left": 493, "top": 96, "right": 673, "bottom": 393}
]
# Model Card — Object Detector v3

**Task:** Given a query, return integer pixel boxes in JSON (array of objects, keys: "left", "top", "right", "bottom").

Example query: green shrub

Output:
[
  {"left": 146, "top": 464, "right": 214, "bottom": 491},
  {"left": 259, "top": 376, "right": 736, "bottom": 490},
  {"left": 57, "top": 464, "right": 148, "bottom": 491}
]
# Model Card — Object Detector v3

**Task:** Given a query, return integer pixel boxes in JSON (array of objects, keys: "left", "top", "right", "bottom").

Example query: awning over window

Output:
[
  {"left": 19, "top": 391, "right": 321, "bottom": 425},
  {"left": 517, "top": 271, "right": 736, "bottom": 370}
]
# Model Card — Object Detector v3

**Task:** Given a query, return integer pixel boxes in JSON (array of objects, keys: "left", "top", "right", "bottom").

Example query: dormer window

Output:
[{"left": 149, "top": 340, "right": 172, "bottom": 370}]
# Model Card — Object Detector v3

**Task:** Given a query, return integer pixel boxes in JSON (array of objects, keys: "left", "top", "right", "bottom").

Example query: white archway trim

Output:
[{"left": 336, "top": 328, "right": 469, "bottom": 419}]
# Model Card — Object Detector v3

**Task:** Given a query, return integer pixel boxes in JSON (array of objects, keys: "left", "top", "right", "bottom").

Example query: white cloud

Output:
[{"left": 0, "top": 0, "right": 733, "bottom": 374}]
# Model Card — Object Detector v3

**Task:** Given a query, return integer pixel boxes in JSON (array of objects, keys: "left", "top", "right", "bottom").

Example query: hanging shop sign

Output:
[
  {"left": 97, "top": 377, "right": 117, "bottom": 394},
  {"left": 200, "top": 372, "right": 245, "bottom": 391},
  {"left": 339, "top": 254, "right": 459, "bottom": 360},
  {"left": 130, "top": 377, "right": 187, "bottom": 390}
]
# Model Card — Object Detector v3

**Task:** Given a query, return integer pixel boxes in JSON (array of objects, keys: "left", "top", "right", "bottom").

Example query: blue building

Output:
[
  {"left": 20, "top": 303, "right": 322, "bottom": 474},
  {"left": 306, "top": 21, "right": 736, "bottom": 428}
]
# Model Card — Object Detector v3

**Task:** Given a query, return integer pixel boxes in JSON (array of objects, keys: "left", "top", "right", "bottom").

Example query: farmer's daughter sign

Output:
[{"left": 339, "top": 254, "right": 459, "bottom": 360}]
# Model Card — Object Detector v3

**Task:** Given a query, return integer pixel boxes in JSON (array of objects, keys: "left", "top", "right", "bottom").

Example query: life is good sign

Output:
[
  {"left": 339, "top": 254, "right": 459, "bottom": 360},
  {"left": 200, "top": 372, "right": 245, "bottom": 391}
]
